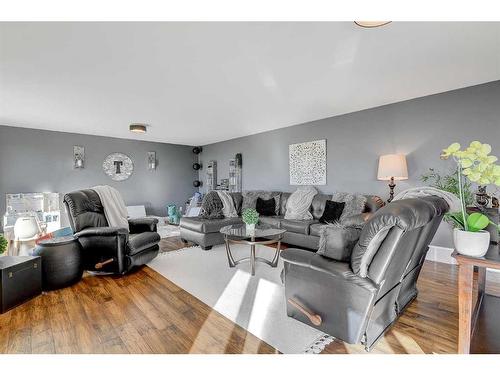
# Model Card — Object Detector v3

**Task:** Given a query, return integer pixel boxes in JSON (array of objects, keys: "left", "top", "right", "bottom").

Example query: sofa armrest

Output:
[
  {"left": 128, "top": 217, "right": 158, "bottom": 233},
  {"left": 75, "top": 227, "right": 128, "bottom": 238}
]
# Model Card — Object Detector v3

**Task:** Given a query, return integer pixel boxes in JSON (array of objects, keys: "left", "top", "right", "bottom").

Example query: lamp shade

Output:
[{"left": 377, "top": 154, "right": 408, "bottom": 181}]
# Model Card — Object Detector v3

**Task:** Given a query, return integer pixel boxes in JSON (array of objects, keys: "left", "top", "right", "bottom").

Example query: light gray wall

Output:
[
  {"left": 0, "top": 125, "right": 197, "bottom": 227},
  {"left": 198, "top": 81, "right": 500, "bottom": 247}
]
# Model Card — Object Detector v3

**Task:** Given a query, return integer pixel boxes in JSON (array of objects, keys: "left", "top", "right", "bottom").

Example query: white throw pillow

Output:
[{"left": 284, "top": 186, "right": 318, "bottom": 220}]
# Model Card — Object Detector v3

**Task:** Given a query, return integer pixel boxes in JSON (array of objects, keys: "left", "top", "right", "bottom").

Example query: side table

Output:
[{"left": 33, "top": 236, "right": 83, "bottom": 291}]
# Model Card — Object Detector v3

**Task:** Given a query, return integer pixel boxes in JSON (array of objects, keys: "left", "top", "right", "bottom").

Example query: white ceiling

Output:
[{"left": 1, "top": 22, "right": 499, "bottom": 145}]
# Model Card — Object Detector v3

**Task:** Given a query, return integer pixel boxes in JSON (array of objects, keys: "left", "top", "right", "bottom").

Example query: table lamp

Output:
[{"left": 377, "top": 154, "right": 408, "bottom": 203}]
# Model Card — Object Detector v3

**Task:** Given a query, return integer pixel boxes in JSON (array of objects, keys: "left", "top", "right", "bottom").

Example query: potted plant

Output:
[
  {"left": 0, "top": 234, "right": 8, "bottom": 256},
  {"left": 441, "top": 141, "right": 500, "bottom": 257},
  {"left": 242, "top": 208, "right": 259, "bottom": 233}
]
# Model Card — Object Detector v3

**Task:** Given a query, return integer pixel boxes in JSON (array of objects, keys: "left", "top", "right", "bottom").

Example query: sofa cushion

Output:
[
  {"left": 258, "top": 215, "right": 283, "bottom": 228},
  {"left": 284, "top": 186, "right": 317, "bottom": 220},
  {"left": 127, "top": 231, "right": 161, "bottom": 256},
  {"left": 199, "top": 191, "right": 224, "bottom": 219},
  {"left": 229, "top": 193, "right": 243, "bottom": 214},
  {"left": 281, "top": 219, "right": 318, "bottom": 235},
  {"left": 280, "top": 192, "right": 291, "bottom": 215},
  {"left": 180, "top": 216, "right": 243, "bottom": 233},
  {"left": 309, "top": 223, "right": 326, "bottom": 237},
  {"left": 319, "top": 200, "right": 345, "bottom": 224},
  {"left": 242, "top": 191, "right": 281, "bottom": 215},
  {"left": 317, "top": 224, "right": 362, "bottom": 262},
  {"left": 331, "top": 192, "right": 367, "bottom": 221},
  {"left": 310, "top": 194, "right": 331, "bottom": 220},
  {"left": 256, "top": 197, "right": 277, "bottom": 216}
]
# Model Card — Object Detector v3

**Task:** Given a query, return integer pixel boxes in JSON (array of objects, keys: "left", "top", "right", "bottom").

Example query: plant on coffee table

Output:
[
  {"left": 242, "top": 208, "right": 259, "bottom": 232},
  {"left": 440, "top": 141, "right": 500, "bottom": 257}
]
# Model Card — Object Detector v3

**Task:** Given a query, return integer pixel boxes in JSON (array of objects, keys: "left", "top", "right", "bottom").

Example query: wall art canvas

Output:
[
  {"left": 103, "top": 153, "right": 134, "bottom": 181},
  {"left": 289, "top": 139, "right": 327, "bottom": 185}
]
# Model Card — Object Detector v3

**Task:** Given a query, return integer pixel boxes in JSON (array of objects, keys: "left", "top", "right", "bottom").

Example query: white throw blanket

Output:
[
  {"left": 216, "top": 191, "right": 238, "bottom": 218},
  {"left": 393, "top": 186, "right": 462, "bottom": 212},
  {"left": 285, "top": 186, "right": 318, "bottom": 220},
  {"left": 92, "top": 185, "right": 130, "bottom": 231}
]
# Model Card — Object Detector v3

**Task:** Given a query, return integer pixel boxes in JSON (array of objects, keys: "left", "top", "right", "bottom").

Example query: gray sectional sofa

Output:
[{"left": 179, "top": 191, "right": 385, "bottom": 250}]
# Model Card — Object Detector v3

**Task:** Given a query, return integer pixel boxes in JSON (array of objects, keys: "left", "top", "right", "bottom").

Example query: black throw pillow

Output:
[
  {"left": 319, "top": 200, "right": 345, "bottom": 224},
  {"left": 256, "top": 197, "right": 276, "bottom": 216}
]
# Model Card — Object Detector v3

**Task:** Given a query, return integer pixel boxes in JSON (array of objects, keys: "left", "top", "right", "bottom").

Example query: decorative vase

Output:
[
  {"left": 453, "top": 228, "right": 490, "bottom": 257},
  {"left": 245, "top": 223, "right": 256, "bottom": 233}
]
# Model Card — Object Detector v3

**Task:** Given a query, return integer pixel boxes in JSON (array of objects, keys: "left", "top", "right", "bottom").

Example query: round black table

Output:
[{"left": 33, "top": 236, "right": 83, "bottom": 291}]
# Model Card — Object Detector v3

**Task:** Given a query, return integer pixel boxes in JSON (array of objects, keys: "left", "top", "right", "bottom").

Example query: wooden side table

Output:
[{"left": 452, "top": 244, "right": 500, "bottom": 354}]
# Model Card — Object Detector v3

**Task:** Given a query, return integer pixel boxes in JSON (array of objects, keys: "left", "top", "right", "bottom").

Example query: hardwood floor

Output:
[{"left": 1, "top": 238, "right": 498, "bottom": 354}]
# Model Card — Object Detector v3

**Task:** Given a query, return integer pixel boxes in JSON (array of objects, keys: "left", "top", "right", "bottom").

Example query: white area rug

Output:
[{"left": 148, "top": 244, "right": 333, "bottom": 353}]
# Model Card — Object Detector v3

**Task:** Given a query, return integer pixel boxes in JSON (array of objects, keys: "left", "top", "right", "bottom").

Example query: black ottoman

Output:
[{"left": 33, "top": 236, "right": 83, "bottom": 291}]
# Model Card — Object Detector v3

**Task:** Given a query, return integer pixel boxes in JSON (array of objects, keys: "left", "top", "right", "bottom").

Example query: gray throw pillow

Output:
[
  {"left": 331, "top": 192, "right": 367, "bottom": 222},
  {"left": 199, "top": 191, "right": 224, "bottom": 219},
  {"left": 317, "top": 223, "right": 362, "bottom": 262}
]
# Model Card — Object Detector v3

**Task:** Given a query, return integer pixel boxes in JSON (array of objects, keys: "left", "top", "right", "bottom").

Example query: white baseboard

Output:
[{"left": 426, "top": 245, "right": 456, "bottom": 265}]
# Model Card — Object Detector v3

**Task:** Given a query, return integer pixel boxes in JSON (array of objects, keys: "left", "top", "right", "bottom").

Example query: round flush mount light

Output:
[
  {"left": 129, "top": 123, "right": 147, "bottom": 134},
  {"left": 354, "top": 21, "right": 391, "bottom": 28}
]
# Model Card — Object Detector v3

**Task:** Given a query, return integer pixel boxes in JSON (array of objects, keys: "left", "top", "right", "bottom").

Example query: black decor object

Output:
[
  {"left": 63, "top": 189, "right": 160, "bottom": 275},
  {"left": 0, "top": 256, "right": 42, "bottom": 313},
  {"left": 256, "top": 197, "right": 276, "bottom": 216},
  {"left": 193, "top": 146, "right": 203, "bottom": 154},
  {"left": 319, "top": 200, "right": 346, "bottom": 224},
  {"left": 33, "top": 236, "right": 83, "bottom": 291},
  {"left": 193, "top": 180, "right": 202, "bottom": 187},
  {"left": 235, "top": 153, "right": 242, "bottom": 168},
  {"left": 193, "top": 162, "right": 202, "bottom": 170}
]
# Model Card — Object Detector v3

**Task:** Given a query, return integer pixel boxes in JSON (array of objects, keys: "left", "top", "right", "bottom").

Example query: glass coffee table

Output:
[{"left": 220, "top": 224, "right": 286, "bottom": 276}]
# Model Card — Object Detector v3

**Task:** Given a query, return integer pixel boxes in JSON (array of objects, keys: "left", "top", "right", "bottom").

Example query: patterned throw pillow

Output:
[
  {"left": 330, "top": 192, "right": 367, "bottom": 222},
  {"left": 199, "top": 191, "right": 224, "bottom": 219}
]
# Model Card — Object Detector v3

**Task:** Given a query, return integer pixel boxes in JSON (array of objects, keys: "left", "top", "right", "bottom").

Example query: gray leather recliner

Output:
[{"left": 281, "top": 196, "right": 449, "bottom": 351}]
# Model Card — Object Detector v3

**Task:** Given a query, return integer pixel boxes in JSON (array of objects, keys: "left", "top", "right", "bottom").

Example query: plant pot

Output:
[
  {"left": 453, "top": 228, "right": 490, "bottom": 257},
  {"left": 245, "top": 223, "right": 256, "bottom": 233}
]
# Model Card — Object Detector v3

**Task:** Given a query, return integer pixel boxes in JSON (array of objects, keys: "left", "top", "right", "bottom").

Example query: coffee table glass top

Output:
[{"left": 220, "top": 224, "right": 285, "bottom": 240}]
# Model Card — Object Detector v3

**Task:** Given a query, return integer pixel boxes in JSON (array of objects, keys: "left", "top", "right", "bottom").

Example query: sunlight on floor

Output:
[
  {"left": 243, "top": 277, "right": 281, "bottom": 353},
  {"left": 189, "top": 269, "right": 257, "bottom": 353}
]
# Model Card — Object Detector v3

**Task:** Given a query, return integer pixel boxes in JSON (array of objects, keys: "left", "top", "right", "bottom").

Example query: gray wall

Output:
[
  {"left": 0, "top": 126, "right": 197, "bottom": 227},
  {"left": 198, "top": 81, "right": 500, "bottom": 247}
]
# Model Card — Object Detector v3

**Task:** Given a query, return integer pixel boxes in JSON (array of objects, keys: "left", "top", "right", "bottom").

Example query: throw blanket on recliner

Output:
[
  {"left": 92, "top": 185, "right": 129, "bottom": 231},
  {"left": 392, "top": 186, "right": 461, "bottom": 212}
]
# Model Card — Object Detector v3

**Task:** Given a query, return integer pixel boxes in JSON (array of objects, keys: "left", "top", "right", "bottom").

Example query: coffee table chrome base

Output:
[{"left": 224, "top": 238, "right": 282, "bottom": 276}]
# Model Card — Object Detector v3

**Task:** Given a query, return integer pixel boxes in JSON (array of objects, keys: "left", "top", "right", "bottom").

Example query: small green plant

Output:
[
  {"left": 420, "top": 168, "right": 474, "bottom": 206},
  {"left": 242, "top": 208, "right": 259, "bottom": 225},
  {"left": 441, "top": 141, "right": 500, "bottom": 232},
  {"left": 0, "top": 235, "right": 7, "bottom": 255}
]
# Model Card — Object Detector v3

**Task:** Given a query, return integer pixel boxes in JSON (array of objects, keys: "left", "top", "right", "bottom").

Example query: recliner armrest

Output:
[
  {"left": 128, "top": 217, "right": 158, "bottom": 233},
  {"left": 282, "top": 248, "right": 377, "bottom": 290},
  {"left": 76, "top": 227, "right": 128, "bottom": 238}
]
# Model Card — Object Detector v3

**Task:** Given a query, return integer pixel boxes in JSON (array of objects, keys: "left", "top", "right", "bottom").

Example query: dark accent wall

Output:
[
  {"left": 0, "top": 125, "right": 197, "bottom": 227},
  {"left": 198, "top": 81, "right": 500, "bottom": 247}
]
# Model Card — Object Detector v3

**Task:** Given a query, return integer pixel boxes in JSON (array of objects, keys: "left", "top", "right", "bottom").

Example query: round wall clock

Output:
[{"left": 102, "top": 153, "right": 134, "bottom": 181}]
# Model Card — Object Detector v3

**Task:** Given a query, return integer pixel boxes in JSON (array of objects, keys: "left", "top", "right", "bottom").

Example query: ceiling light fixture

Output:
[
  {"left": 354, "top": 21, "right": 391, "bottom": 28},
  {"left": 129, "top": 123, "right": 147, "bottom": 134}
]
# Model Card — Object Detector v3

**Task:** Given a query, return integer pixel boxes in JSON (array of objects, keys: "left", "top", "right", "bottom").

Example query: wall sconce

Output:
[
  {"left": 74, "top": 146, "right": 85, "bottom": 169},
  {"left": 148, "top": 151, "right": 156, "bottom": 170}
]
